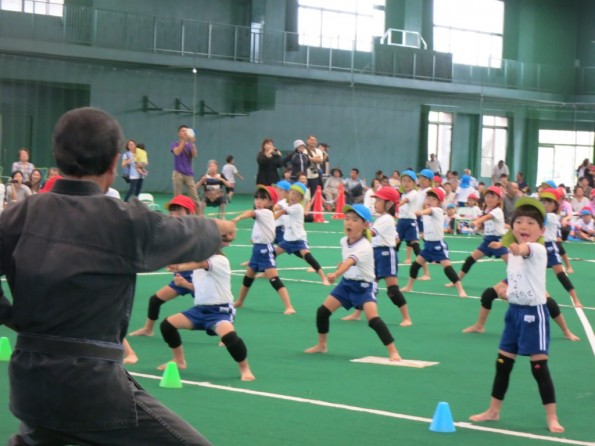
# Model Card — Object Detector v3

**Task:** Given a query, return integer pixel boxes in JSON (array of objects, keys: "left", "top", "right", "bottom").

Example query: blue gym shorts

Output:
[
  {"left": 167, "top": 270, "right": 194, "bottom": 296},
  {"left": 478, "top": 235, "right": 509, "bottom": 258},
  {"left": 330, "top": 278, "right": 378, "bottom": 310},
  {"left": 499, "top": 303, "right": 550, "bottom": 356},
  {"left": 545, "top": 241, "right": 562, "bottom": 268},
  {"left": 374, "top": 246, "right": 398, "bottom": 279},
  {"left": 182, "top": 303, "right": 236, "bottom": 336},
  {"left": 249, "top": 243, "right": 277, "bottom": 272},
  {"left": 420, "top": 240, "right": 449, "bottom": 263},
  {"left": 278, "top": 239, "right": 309, "bottom": 255},
  {"left": 397, "top": 218, "right": 419, "bottom": 242}
]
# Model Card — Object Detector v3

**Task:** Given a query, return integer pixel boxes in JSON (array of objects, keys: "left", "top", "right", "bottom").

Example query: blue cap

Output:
[
  {"left": 446, "top": 203, "right": 456, "bottom": 209},
  {"left": 460, "top": 174, "right": 471, "bottom": 188},
  {"left": 401, "top": 170, "right": 417, "bottom": 182},
  {"left": 580, "top": 208, "right": 592, "bottom": 216},
  {"left": 419, "top": 169, "right": 434, "bottom": 180},
  {"left": 275, "top": 180, "right": 291, "bottom": 191},
  {"left": 290, "top": 182, "right": 307, "bottom": 195},
  {"left": 542, "top": 180, "right": 557, "bottom": 188},
  {"left": 343, "top": 204, "right": 372, "bottom": 222}
]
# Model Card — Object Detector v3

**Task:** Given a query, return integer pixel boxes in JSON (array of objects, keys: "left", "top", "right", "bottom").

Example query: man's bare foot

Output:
[
  {"left": 284, "top": 307, "right": 296, "bottom": 315},
  {"left": 157, "top": 360, "right": 187, "bottom": 371},
  {"left": 240, "top": 261, "right": 249, "bottom": 266},
  {"left": 547, "top": 415, "right": 564, "bottom": 433},
  {"left": 444, "top": 282, "right": 455, "bottom": 288},
  {"left": 418, "top": 275, "right": 431, "bottom": 281},
  {"left": 341, "top": 313, "right": 361, "bottom": 321},
  {"left": 233, "top": 300, "right": 244, "bottom": 308},
  {"left": 305, "top": 344, "right": 327, "bottom": 353},
  {"left": 124, "top": 353, "right": 139, "bottom": 365},
  {"left": 463, "top": 324, "right": 485, "bottom": 333},
  {"left": 400, "top": 285, "right": 412, "bottom": 292},
  {"left": 400, "top": 319, "right": 413, "bottom": 327},
  {"left": 469, "top": 410, "right": 499, "bottom": 422},
  {"left": 129, "top": 328, "right": 153, "bottom": 337},
  {"left": 564, "top": 331, "right": 580, "bottom": 341}
]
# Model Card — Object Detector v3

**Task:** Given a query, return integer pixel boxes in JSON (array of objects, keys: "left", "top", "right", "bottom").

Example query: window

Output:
[
  {"left": 428, "top": 111, "right": 452, "bottom": 173},
  {"left": 480, "top": 115, "right": 508, "bottom": 178},
  {"left": 1, "top": 0, "right": 63, "bottom": 16},
  {"left": 298, "top": 0, "right": 385, "bottom": 52},
  {"left": 537, "top": 130, "right": 594, "bottom": 188},
  {"left": 433, "top": 0, "right": 504, "bottom": 68}
]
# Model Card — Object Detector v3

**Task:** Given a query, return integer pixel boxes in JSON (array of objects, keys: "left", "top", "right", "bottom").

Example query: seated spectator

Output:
[
  {"left": 444, "top": 203, "right": 457, "bottom": 234},
  {"left": 6, "top": 170, "right": 32, "bottom": 206},
  {"left": 516, "top": 172, "right": 528, "bottom": 193},
  {"left": 457, "top": 194, "right": 482, "bottom": 234},
  {"left": 454, "top": 174, "right": 477, "bottom": 207},
  {"left": 344, "top": 168, "right": 366, "bottom": 204},
  {"left": 571, "top": 185, "right": 589, "bottom": 213},
  {"left": 571, "top": 208, "right": 594, "bottom": 241},
  {"left": 323, "top": 167, "right": 344, "bottom": 211},
  {"left": 388, "top": 170, "right": 400, "bottom": 189},
  {"left": 26, "top": 168, "right": 43, "bottom": 194},
  {"left": 442, "top": 182, "right": 456, "bottom": 208},
  {"left": 11, "top": 147, "right": 34, "bottom": 182}
]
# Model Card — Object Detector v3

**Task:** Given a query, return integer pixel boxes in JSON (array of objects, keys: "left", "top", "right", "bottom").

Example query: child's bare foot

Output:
[
  {"left": 463, "top": 324, "right": 485, "bottom": 333},
  {"left": 418, "top": 275, "right": 431, "bottom": 281},
  {"left": 284, "top": 307, "right": 296, "bottom": 315},
  {"left": 240, "top": 261, "right": 249, "bottom": 266},
  {"left": 233, "top": 300, "right": 244, "bottom": 308},
  {"left": 469, "top": 409, "right": 499, "bottom": 422},
  {"left": 547, "top": 415, "right": 564, "bottom": 433},
  {"left": 341, "top": 312, "right": 361, "bottom": 321},
  {"left": 444, "top": 282, "right": 455, "bottom": 288},
  {"left": 400, "top": 285, "right": 412, "bottom": 292},
  {"left": 404, "top": 259, "right": 412, "bottom": 265},
  {"left": 305, "top": 344, "right": 327, "bottom": 353},
  {"left": 458, "top": 289, "right": 468, "bottom": 298},
  {"left": 400, "top": 319, "right": 413, "bottom": 327},
  {"left": 306, "top": 267, "right": 315, "bottom": 273},
  {"left": 124, "top": 353, "right": 139, "bottom": 364},
  {"left": 240, "top": 363, "right": 256, "bottom": 381},
  {"left": 389, "top": 351, "right": 402, "bottom": 361},
  {"left": 129, "top": 328, "right": 153, "bottom": 337},
  {"left": 564, "top": 331, "right": 580, "bottom": 341},
  {"left": 157, "top": 360, "right": 187, "bottom": 371},
  {"left": 566, "top": 267, "right": 574, "bottom": 274}
]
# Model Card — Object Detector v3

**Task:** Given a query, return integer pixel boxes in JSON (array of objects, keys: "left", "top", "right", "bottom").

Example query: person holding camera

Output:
[
  {"left": 256, "top": 138, "right": 283, "bottom": 186},
  {"left": 6, "top": 170, "right": 32, "bottom": 207},
  {"left": 305, "top": 135, "right": 324, "bottom": 195}
]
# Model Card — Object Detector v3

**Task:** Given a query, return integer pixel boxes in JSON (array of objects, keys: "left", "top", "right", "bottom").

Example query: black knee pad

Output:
[
  {"left": 368, "top": 316, "right": 395, "bottom": 346},
  {"left": 243, "top": 275, "right": 255, "bottom": 288},
  {"left": 160, "top": 319, "right": 182, "bottom": 349},
  {"left": 396, "top": 241, "right": 402, "bottom": 252},
  {"left": 546, "top": 297, "right": 561, "bottom": 319},
  {"left": 461, "top": 256, "right": 476, "bottom": 274},
  {"left": 409, "top": 261, "right": 422, "bottom": 279},
  {"left": 387, "top": 285, "right": 406, "bottom": 307},
  {"left": 444, "top": 265, "right": 459, "bottom": 284},
  {"left": 556, "top": 241, "right": 566, "bottom": 256},
  {"left": 411, "top": 242, "right": 421, "bottom": 256},
  {"left": 303, "top": 252, "right": 321, "bottom": 272},
  {"left": 221, "top": 331, "right": 247, "bottom": 363},
  {"left": 480, "top": 287, "right": 499, "bottom": 310},
  {"left": 556, "top": 272, "right": 574, "bottom": 292},
  {"left": 491, "top": 353, "right": 515, "bottom": 400},
  {"left": 269, "top": 276, "right": 285, "bottom": 291},
  {"left": 304, "top": 214, "right": 314, "bottom": 223},
  {"left": 531, "top": 359, "right": 556, "bottom": 405},
  {"left": 316, "top": 305, "right": 332, "bottom": 334},
  {"left": 148, "top": 294, "right": 165, "bottom": 321}
]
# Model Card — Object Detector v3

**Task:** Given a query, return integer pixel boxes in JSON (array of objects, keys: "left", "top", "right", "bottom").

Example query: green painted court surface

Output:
[{"left": 1, "top": 194, "right": 594, "bottom": 445}]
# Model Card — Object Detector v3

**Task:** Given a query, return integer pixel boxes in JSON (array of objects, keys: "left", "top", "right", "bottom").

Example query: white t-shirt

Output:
[
  {"left": 222, "top": 163, "right": 239, "bottom": 184},
  {"left": 251, "top": 209, "right": 275, "bottom": 244},
  {"left": 574, "top": 218, "right": 594, "bottom": 234},
  {"left": 543, "top": 213, "right": 560, "bottom": 242},
  {"left": 421, "top": 207, "right": 445, "bottom": 241},
  {"left": 398, "top": 189, "right": 418, "bottom": 219},
  {"left": 483, "top": 207, "right": 505, "bottom": 236},
  {"left": 305, "top": 147, "right": 324, "bottom": 179},
  {"left": 363, "top": 189, "right": 376, "bottom": 216},
  {"left": 276, "top": 198, "right": 288, "bottom": 228},
  {"left": 415, "top": 187, "right": 431, "bottom": 211},
  {"left": 455, "top": 186, "right": 477, "bottom": 204},
  {"left": 371, "top": 214, "right": 397, "bottom": 247},
  {"left": 506, "top": 243, "right": 547, "bottom": 306},
  {"left": 341, "top": 236, "right": 375, "bottom": 283},
  {"left": 280, "top": 202, "right": 307, "bottom": 241},
  {"left": 192, "top": 255, "right": 234, "bottom": 305}
]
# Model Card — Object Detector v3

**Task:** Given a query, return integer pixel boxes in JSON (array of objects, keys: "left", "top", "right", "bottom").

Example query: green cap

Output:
[{"left": 501, "top": 197, "right": 546, "bottom": 247}]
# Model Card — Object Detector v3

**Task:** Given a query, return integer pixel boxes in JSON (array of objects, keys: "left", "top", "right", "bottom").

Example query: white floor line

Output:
[
  {"left": 129, "top": 371, "right": 595, "bottom": 446},
  {"left": 573, "top": 305, "right": 595, "bottom": 356}
]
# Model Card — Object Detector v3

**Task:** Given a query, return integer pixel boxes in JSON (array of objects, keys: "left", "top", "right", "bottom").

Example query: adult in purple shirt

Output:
[{"left": 171, "top": 125, "right": 199, "bottom": 207}]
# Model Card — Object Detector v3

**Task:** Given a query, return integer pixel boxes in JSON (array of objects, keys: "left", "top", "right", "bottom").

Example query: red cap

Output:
[
  {"left": 433, "top": 175, "right": 442, "bottom": 184},
  {"left": 166, "top": 195, "right": 196, "bottom": 214},
  {"left": 371, "top": 186, "right": 400, "bottom": 205},
  {"left": 39, "top": 175, "right": 63, "bottom": 193},
  {"left": 256, "top": 185, "right": 278, "bottom": 204},
  {"left": 467, "top": 193, "right": 479, "bottom": 200},
  {"left": 486, "top": 185, "right": 503, "bottom": 198},
  {"left": 539, "top": 188, "right": 560, "bottom": 202},
  {"left": 427, "top": 187, "right": 445, "bottom": 202}
]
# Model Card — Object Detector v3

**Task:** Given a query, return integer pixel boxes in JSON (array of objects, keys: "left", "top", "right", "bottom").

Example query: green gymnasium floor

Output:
[{"left": 1, "top": 194, "right": 594, "bottom": 445}]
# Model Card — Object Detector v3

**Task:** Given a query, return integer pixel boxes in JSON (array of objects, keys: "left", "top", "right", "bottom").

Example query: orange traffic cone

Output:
[
  {"left": 333, "top": 183, "right": 346, "bottom": 219},
  {"left": 312, "top": 186, "right": 326, "bottom": 223}
]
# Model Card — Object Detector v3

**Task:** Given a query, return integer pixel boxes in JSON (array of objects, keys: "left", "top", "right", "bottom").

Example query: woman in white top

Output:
[{"left": 570, "top": 185, "right": 589, "bottom": 213}]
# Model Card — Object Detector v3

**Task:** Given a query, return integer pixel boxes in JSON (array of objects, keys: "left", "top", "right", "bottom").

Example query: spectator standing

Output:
[
  {"left": 256, "top": 138, "right": 283, "bottom": 186},
  {"left": 318, "top": 142, "right": 330, "bottom": 178},
  {"left": 171, "top": 125, "right": 199, "bottom": 206},
  {"left": 426, "top": 153, "right": 442, "bottom": 175},
  {"left": 289, "top": 140, "right": 309, "bottom": 182},
  {"left": 502, "top": 182, "right": 520, "bottom": 224},
  {"left": 122, "top": 139, "right": 141, "bottom": 202},
  {"left": 491, "top": 160, "right": 509, "bottom": 185},
  {"left": 305, "top": 135, "right": 324, "bottom": 195},
  {"left": 11, "top": 148, "right": 35, "bottom": 182},
  {"left": 135, "top": 142, "right": 149, "bottom": 195}
]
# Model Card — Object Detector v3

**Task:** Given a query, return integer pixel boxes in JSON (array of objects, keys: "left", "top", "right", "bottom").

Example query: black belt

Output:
[{"left": 16, "top": 333, "right": 124, "bottom": 363}]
